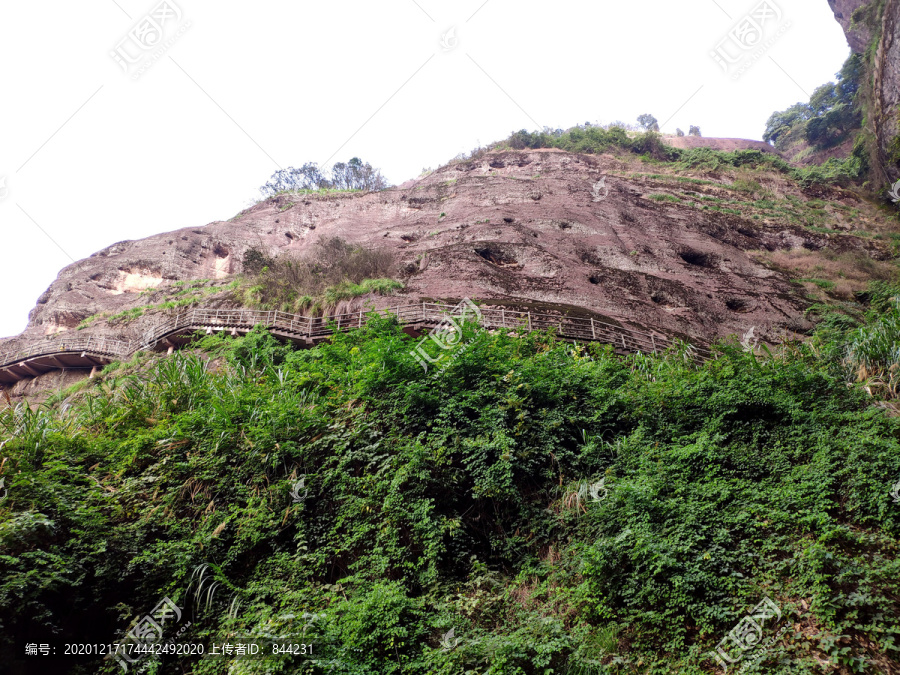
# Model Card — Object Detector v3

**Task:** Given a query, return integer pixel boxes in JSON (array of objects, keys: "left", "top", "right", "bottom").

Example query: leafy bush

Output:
[
  {"left": 502, "top": 124, "right": 677, "bottom": 160},
  {"left": 242, "top": 247, "right": 274, "bottom": 275},
  {"left": 260, "top": 158, "right": 389, "bottom": 197},
  {"left": 2, "top": 302, "right": 900, "bottom": 673},
  {"left": 764, "top": 54, "right": 863, "bottom": 150},
  {"left": 790, "top": 155, "right": 865, "bottom": 189},
  {"left": 239, "top": 237, "right": 399, "bottom": 313}
]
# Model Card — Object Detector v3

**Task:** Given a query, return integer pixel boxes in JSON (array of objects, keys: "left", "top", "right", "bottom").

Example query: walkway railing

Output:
[
  {"left": 0, "top": 336, "right": 131, "bottom": 368},
  {"left": 1, "top": 302, "right": 712, "bottom": 376}
]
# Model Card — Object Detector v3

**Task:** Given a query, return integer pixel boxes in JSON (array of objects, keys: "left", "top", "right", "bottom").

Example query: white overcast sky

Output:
[{"left": 0, "top": 0, "right": 849, "bottom": 339}]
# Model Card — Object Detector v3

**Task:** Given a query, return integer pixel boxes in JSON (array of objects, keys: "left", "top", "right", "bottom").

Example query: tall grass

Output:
[{"left": 845, "top": 297, "right": 900, "bottom": 397}]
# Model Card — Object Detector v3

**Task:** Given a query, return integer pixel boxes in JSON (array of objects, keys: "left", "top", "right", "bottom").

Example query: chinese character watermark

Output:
[
  {"left": 439, "top": 26, "right": 459, "bottom": 52},
  {"left": 302, "top": 612, "right": 325, "bottom": 634},
  {"left": 591, "top": 176, "right": 609, "bottom": 202},
  {"left": 110, "top": 1, "right": 191, "bottom": 81},
  {"left": 710, "top": 1, "right": 791, "bottom": 80},
  {"left": 290, "top": 475, "right": 308, "bottom": 504},
  {"left": 740, "top": 326, "right": 758, "bottom": 352},
  {"left": 887, "top": 179, "right": 900, "bottom": 205},
  {"left": 706, "top": 596, "right": 787, "bottom": 672},
  {"left": 114, "top": 596, "right": 185, "bottom": 672},
  {"left": 24, "top": 643, "right": 50, "bottom": 656},
  {"left": 440, "top": 627, "right": 460, "bottom": 651},
  {"left": 589, "top": 478, "right": 609, "bottom": 502},
  {"left": 411, "top": 299, "right": 482, "bottom": 377}
]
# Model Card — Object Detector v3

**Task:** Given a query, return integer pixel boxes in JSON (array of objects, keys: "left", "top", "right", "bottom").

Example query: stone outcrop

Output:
[
  {"left": 829, "top": 0, "right": 900, "bottom": 184},
  {"left": 828, "top": 0, "right": 877, "bottom": 52},
  {"left": 2, "top": 147, "right": 893, "bottom": 372}
]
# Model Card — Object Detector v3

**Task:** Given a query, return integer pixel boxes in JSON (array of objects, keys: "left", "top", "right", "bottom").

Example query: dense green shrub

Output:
[
  {"left": 242, "top": 247, "right": 274, "bottom": 275},
  {"left": 260, "top": 158, "right": 389, "bottom": 197},
  {"left": 764, "top": 54, "right": 863, "bottom": 151},
  {"left": 1, "top": 304, "right": 900, "bottom": 673}
]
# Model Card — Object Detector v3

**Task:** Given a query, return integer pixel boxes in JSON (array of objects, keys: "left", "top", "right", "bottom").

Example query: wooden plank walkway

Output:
[{"left": 0, "top": 303, "right": 712, "bottom": 384}]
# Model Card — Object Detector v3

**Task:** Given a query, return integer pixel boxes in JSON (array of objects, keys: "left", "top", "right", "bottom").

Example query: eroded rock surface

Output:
[
  {"left": 829, "top": 0, "right": 900, "bottom": 184},
  {"left": 3, "top": 148, "right": 893, "bottom": 366}
]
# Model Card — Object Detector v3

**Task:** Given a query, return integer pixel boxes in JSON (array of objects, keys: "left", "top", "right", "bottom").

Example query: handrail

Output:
[
  {"left": 1, "top": 302, "right": 711, "bottom": 374},
  {"left": 0, "top": 336, "right": 131, "bottom": 367}
]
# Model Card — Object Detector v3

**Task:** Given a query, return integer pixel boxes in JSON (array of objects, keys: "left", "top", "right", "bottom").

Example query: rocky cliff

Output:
[
  {"left": 2, "top": 145, "right": 895, "bottom": 377},
  {"left": 829, "top": 0, "right": 900, "bottom": 184},
  {"left": 4, "top": 0, "right": 900, "bottom": 398}
]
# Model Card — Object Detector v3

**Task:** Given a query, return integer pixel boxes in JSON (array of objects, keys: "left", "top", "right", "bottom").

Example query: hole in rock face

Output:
[
  {"left": 285, "top": 232, "right": 294, "bottom": 240},
  {"left": 503, "top": 217, "right": 515, "bottom": 223},
  {"left": 679, "top": 250, "right": 715, "bottom": 267},
  {"left": 558, "top": 222, "right": 572, "bottom": 230},
  {"left": 725, "top": 297, "right": 751, "bottom": 312},
  {"left": 588, "top": 275, "right": 602, "bottom": 285},
  {"left": 213, "top": 244, "right": 230, "bottom": 258},
  {"left": 474, "top": 245, "right": 517, "bottom": 266}
]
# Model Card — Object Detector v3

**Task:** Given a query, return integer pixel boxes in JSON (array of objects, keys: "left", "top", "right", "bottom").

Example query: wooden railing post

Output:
[
  {"left": 591, "top": 318, "right": 596, "bottom": 340},
  {"left": 527, "top": 312, "right": 532, "bottom": 331}
]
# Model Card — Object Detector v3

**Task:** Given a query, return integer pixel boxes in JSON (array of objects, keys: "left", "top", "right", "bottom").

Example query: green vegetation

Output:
[
  {"left": 500, "top": 125, "right": 861, "bottom": 192},
  {"left": 501, "top": 125, "right": 677, "bottom": 161},
  {"left": 761, "top": 54, "right": 872, "bottom": 187},
  {"left": 620, "top": 173, "right": 718, "bottom": 187},
  {"left": 322, "top": 278, "right": 403, "bottom": 304},
  {"left": 648, "top": 194, "right": 682, "bottom": 203},
  {"left": 796, "top": 278, "right": 836, "bottom": 290},
  {"left": 239, "top": 238, "right": 401, "bottom": 314},
  {"left": 764, "top": 55, "right": 863, "bottom": 150},
  {"left": 3, "top": 282, "right": 900, "bottom": 673},
  {"left": 669, "top": 147, "right": 790, "bottom": 174},
  {"left": 260, "top": 158, "right": 389, "bottom": 197},
  {"left": 76, "top": 280, "right": 228, "bottom": 328},
  {"left": 490, "top": 67, "right": 877, "bottom": 192}
]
